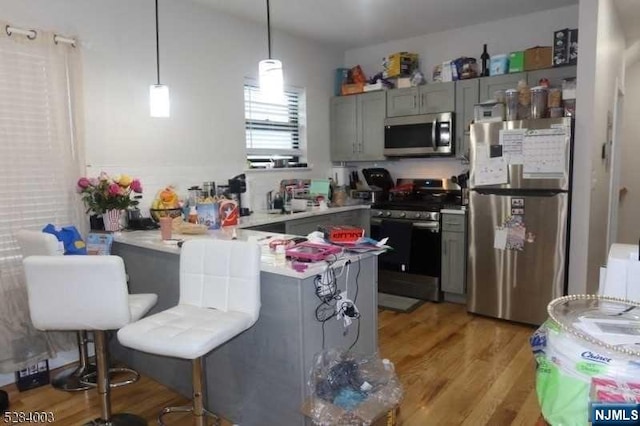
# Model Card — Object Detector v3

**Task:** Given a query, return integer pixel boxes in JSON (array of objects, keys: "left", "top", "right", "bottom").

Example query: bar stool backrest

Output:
[
  {"left": 15, "top": 229, "right": 62, "bottom": 257},
  {"left": 23, "top": 256, "right": 132, "bottom": 331},
  {"left": 179, "top": 239, "right": 261, "bottom": 324}
]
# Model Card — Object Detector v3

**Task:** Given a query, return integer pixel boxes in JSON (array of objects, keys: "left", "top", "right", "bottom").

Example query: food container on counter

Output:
[
  {"left": 505, "top": 89, "right": 519, "bottom": 121},
  {"left": 548, "top": 88, "right": 562, "bottom": 108},
  {"left": 196, "top": 202, "right": 220, "bottom": 230},
  {"left": 531, "top": 86, "right": 548, "bottom": 119}
]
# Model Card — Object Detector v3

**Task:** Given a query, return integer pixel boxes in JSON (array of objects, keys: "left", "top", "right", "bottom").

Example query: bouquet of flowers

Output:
[{"left": 77, "top": 172, "right": 142, "bottom": 215}]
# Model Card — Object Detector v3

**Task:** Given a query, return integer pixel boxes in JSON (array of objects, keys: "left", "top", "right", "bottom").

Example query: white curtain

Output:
[{"left": 0, "top": 22, "right": 85, "bottom": 373}]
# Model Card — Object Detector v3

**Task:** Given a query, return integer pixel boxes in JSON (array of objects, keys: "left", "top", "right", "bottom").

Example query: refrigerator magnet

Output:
[
  {"left": 511, "top": 208, "right": 524, "bottom": 215},
  {"left": 511, "top": 198, "right": 525, "bottom": 208}
]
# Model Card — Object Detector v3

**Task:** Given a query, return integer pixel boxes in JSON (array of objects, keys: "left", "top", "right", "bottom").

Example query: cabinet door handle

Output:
[
  {"left": 413, "top": 94, "right": 418, "bottom": 108},
  {"left": 421, "top": 93, "right": 425, "bottom": 109}
]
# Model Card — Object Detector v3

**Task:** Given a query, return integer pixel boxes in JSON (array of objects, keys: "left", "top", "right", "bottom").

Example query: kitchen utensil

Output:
[{"left": 362, "top": 168, "right": 394, "bottom": 192}]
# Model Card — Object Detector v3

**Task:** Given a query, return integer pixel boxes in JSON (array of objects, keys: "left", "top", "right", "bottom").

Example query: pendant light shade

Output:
[
  {"left": 259, "top": 59, "right": 283, "bottom": 101},
  {"left": 150, "top": 0, "right": 170, "bottom": 117},
  {"left": 259, "top": 0, "right": 283, "bottom": 101}
]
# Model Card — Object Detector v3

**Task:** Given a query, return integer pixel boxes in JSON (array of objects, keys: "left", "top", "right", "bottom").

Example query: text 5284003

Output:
[{"left": 3, "top": 412, "right": 55, "bottom": 424}]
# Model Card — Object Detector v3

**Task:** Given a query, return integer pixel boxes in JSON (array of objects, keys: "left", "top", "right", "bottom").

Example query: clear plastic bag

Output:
[{"left": 303, "top": 349, "right": 403, "bottom": 426}]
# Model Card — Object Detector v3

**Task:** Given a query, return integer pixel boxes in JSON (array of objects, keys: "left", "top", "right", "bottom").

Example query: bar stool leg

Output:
[
  {"left": 84, "top": 331, "right": 146, "bottom": 426},
  {"left": 51, "top": 331, "right": 94, "bottom": 392},
  {"left": 158, "top": 357, "right": 219, "bottom": 426}
]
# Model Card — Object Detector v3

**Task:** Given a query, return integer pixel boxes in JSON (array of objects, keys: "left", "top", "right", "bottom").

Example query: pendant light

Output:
[
  {"left": 258, "top": 0, "right": 284, "bottom": 101},
  {"left": 150, "top": 0, "right": 170, "bottom": 117}
]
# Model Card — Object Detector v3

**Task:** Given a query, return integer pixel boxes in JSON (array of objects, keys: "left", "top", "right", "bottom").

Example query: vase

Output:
[{"left": 103, "top": 209, "right": 122, "bottom": 232}]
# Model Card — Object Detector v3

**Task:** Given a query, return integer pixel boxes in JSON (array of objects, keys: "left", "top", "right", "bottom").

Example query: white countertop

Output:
[
  {"left": 113, "top": 223, "right": 374, "bottom": 280},
  {"left": 236, "top": 204, "right": 369, "bottom": 228}
]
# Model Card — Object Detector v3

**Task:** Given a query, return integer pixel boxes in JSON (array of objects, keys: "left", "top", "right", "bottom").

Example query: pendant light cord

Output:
[
  {"left": 266, "top": 0, "right": 272, "bottom": 59},
  {"left": 155, "top": 0, "right": 161, "bottom": 85}
]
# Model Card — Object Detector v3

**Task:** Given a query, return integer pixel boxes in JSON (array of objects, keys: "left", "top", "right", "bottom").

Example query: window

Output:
[{"left": 244, "top": 83, "right": 305, "bottom": 168}]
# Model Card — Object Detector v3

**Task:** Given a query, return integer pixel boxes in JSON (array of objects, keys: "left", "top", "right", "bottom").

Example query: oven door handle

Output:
[
  {"left": 371, "top": 218, "right": 440, "bottom": 232},
  {"left": 412, "top": 222, "right": 440, "bottom": 232}
]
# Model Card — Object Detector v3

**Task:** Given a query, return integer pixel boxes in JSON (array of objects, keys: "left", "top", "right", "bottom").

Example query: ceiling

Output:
[
  {"left": 193, "top": 0, "right": 577, "bottom": 49},
  {"left": 615, "top": 0, "right": 640, "bottom": 43}
]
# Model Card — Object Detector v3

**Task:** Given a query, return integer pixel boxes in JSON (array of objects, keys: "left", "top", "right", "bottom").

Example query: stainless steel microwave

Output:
[{"left": 384, "top": 112, "right": 455, "bottom": 157}]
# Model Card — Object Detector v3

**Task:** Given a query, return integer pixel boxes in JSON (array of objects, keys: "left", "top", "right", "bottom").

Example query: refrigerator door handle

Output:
[{"left": 472, "top": 188, "right": 567, "bottom": 197}]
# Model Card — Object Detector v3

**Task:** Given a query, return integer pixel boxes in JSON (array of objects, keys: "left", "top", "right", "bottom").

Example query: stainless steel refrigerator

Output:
[{"left": 467, "top": 118, "right": 572, "bottom": 325}]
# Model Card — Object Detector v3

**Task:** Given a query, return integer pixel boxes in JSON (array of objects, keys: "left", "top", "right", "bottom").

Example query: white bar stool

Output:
[
  {"left": 24, "top": 255, "right": 158, "bottom": 426},
  {"left": 118, "top": 239, "right": 261, "bottom": 426},
  {"left": 16, "top": 229, "right": 95, "bottom": 392}
]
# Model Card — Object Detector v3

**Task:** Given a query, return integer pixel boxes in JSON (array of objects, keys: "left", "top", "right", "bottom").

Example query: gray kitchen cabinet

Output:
[
  {"left": 441, "top": 213, "right": 466, "bottom": 297},
  {"left": 357, "top": 92, "right": 386, "bottom": 161},
  {"left": 330, "top": 96, "right": 358, "bottom": 161},
  {"left": 286, "top": 215, "right": 333, "bottom": 236},
  {"left": 386, "top": 88, "right": 420, "bottom": 117},
  {"left": 386, "top": 83, "right": 455, "bottom": 117},
  {"left": 527, "top": 65, "right": 577, "bottom": 88},
  {"left": 479, "top": 72, "right": 526, "bottom": 102},
  {"left": 285, "top": 209, "right": 371, "bottom": 237},
  {"left": 455, "top": 79, "right": 479, "bottom": 160},
  {"left": 419, "top": 82, "right": 456, "bottom": 114},
  {"left": 330, "top": 92, "right": 386, "bottom": 162}
]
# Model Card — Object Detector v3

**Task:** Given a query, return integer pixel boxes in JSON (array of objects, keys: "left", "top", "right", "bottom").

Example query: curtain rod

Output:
[{"left": 6, "top": 25, "right": 76, "bottom": 47}]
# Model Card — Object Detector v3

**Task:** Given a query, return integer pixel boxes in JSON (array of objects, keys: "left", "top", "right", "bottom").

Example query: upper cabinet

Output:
[
  {"left": 479, "top": 72, "right": 525, "bottom": 101},
  {"left": 455, "top": 79, "right": 479, "bottom": 161},
  {"left": 420, "top": 82, "right": 456, "bottom": 114},
  {"left": 330, "top": 91, "right": 386, "bottom": 162},
  {"left": 387, "top": 83, "right": 455, "bottom": 117}
]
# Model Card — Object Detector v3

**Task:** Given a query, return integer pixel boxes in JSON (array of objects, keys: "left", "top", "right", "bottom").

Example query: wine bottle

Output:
[{"left": 481, "top": 44, "right": 490, "bottom": 77}]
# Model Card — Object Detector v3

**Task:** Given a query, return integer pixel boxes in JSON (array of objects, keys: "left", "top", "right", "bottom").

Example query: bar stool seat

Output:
[
  {"left": 119, "top": 304, "right": 253, "bottom": 361},
  {"left": 118, "top": 239, "right": 261, "bottom": 426}
]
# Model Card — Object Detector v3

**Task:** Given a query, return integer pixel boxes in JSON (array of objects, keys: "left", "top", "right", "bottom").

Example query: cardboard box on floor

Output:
[{"left": 301, "top": 382, "right": 399, "bottom": 425}]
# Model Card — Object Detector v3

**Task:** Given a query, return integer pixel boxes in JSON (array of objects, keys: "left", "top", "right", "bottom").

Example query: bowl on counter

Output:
[{"left": 149, "top": 208, "right": 183, "bottom": 223}]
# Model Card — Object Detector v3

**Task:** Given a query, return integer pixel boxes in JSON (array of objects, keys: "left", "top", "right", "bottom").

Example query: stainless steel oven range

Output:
[{"left": 370, "top": 178, "right": 462, "bottom": 302}]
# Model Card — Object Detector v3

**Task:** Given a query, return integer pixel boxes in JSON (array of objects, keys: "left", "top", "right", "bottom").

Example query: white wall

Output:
[
  {"left": 617, "top": 60, "right": 640, "bottom": 244},
  {"left": 3, "top": 0, "right": 343, "bottom": 213},
  {"left": 570, "top": 0, "right": 626, "bottom": 294},
  {"left": 342, "top": 4, "right": 578, "bottom": 181}
]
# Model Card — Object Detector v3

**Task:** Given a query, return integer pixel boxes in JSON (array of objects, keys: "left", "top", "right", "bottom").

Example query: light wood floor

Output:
[{"left": 2, "top": 302, "right": 545, "bottom": 425}]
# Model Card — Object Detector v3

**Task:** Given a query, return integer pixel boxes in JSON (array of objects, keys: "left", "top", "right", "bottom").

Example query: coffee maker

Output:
[{"left": 228, "top": 173, "right": 250, "bottom": 216}]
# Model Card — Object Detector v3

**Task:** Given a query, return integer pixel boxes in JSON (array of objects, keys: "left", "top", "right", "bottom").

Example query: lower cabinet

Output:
[
  {"left": 286, "top": 209, "right": 370, "bottom": 236},
  {"left": 441, "top": 213, "right": 467, "bottom": 298}
]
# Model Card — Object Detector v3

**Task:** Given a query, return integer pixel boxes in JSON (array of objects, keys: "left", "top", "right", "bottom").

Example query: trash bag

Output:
[{"left": 302, "top": 349, "right": 403, "bottom": 426}]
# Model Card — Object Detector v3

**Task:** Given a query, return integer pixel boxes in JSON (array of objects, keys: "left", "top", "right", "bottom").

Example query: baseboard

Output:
[{"left": 0, "top": 344, "right": 95, "bottom": 387}]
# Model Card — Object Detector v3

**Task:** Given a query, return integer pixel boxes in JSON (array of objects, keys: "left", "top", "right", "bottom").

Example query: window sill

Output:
[{"left": 244, "top": 167, "right": 313, "bottom": 173}]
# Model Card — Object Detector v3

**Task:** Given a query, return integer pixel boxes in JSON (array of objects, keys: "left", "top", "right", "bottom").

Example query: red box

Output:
[
  {"left": 591, "top": 377, "right": 640, "bottom": 403},
  {"left": 325, "top": 226, "right": 365, "bottom": 244},
  {"left": 218, "top": 200, "right": 239, "bottom": 227}
]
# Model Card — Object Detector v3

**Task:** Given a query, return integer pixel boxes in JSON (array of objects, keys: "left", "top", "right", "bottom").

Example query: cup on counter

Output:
[{"left": 159, "top": 217, "right": 172, "bottom": 240}]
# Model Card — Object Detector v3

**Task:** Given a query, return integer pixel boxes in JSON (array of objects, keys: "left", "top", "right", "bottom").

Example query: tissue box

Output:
[
  {"left": 218, "top": 199, "right": 239, "bottom": 227},
  {"left": 509, "top": 52, "right": 524, "bottom": 73},
  {"left": 591, "top": 378, "right": 640, "bottom": 403},
  {"left": 324, "top": 226, "right": 365, "bottom": 244}
]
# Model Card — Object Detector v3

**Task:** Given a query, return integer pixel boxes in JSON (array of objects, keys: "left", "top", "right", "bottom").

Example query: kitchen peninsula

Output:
[{"left": 110, "top": 211, "right": 377, "bottom": 426}]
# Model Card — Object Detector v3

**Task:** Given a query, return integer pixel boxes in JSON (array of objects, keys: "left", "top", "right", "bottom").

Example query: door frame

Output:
[{"left": 606, "top": 78, "right": 625, "bottom": 250}]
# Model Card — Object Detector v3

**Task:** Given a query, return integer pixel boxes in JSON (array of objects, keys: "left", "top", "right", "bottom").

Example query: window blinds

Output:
[
  {"left": 0, "top": 39, "right": 80, "bottom": 264},
  {"left": 244, "top": 84, "right": 303, "bottom": 166}
]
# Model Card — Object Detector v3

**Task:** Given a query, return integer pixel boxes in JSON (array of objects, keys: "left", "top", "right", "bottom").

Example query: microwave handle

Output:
[
  {"left": 434, "top": 120, "right": 440, "bottom": 148},
  {"left": 431, "top": 119, "right": 437, "bottom": 150}
]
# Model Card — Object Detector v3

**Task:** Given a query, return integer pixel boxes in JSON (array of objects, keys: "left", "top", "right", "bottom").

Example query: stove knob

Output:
[
  {"left": 385, "top": 211, "right": 392, "bottom": 217},
  {"left": 415, "top": 213, "right": 422, "bottom": 219},
  {"left": 377, "top": 211, "right": 384, "bottom": 217}
]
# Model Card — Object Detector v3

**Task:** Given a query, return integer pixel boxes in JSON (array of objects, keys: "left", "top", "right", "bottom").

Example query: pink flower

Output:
[
  {"left": 89, "top": 178, "right": 99, "bottom": 186},
  {"left": 108, "top": 183, "right": 122, "bottom": 196},
  {"left": 130, "top": 179, "right": 143, "bottom": 194},
  {"left": 77, "top": 177, "right": 90, "bottom": 189}
]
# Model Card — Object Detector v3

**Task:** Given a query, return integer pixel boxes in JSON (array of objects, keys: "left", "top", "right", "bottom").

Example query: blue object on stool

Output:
[{"left": 42, "top": 224, "right": 87, "bottom": 255}]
